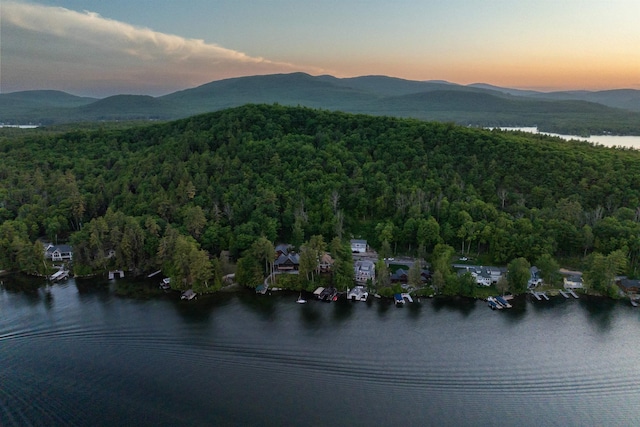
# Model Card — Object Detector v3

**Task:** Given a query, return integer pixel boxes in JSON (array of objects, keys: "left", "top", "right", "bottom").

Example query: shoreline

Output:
[{"left": 0, "top": 271, "right": 623, "bottom": 305}]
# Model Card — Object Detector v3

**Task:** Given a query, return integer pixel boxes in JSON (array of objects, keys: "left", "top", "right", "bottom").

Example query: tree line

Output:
[{"left": 1, "top": 104, "right": 640, "bottom": 295}]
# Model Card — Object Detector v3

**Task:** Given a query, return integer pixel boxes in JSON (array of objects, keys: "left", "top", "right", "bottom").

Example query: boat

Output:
[
  {"left": 296, "top": 293, "right": 307, "bottom": 304},
  {"left": 394, "top": 293, "right": 405, "bottom": 306},
  {"left": 159, "top": 277, "right": 171, "bottom": 290}
]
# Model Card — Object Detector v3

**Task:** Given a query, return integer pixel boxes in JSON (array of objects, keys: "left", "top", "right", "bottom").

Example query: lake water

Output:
[
  {"left": 2, "top": 276, "right": 640, "bottom": 426},
  {"left": 499, "top": 127, "right": 640, "bottom": 149}
]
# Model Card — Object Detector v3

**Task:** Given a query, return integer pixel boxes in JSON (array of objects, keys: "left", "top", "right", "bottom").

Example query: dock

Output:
[
  {"left": 348, "top": 286, "right": 369, "bottom": 302},
  {"left": 494, "top": 295, "right": 512, "bottom": 308},
  {"left": 181, "top": 289, "right": 197, "bottom": 300},
  {"left": 567, "top": 289, "right": 579, "bottom": 299},
  {"left": 559, "top": 290, "right": 570, "bottom": 298},
  {"left": 531, "top": 291, "right": 542, "bottom": 301},
  {"left": 540, "top": 292, "right": 549, "bottom": 300},
  {"left": 401, "top": 293, "right": 414, "bottom": 303},
  {"left": 487, "top": 297, "right": 502, "bottom": 310},
  {"left": 49, "top": 268, "right": 69, "bottom": 282},
  {"left": 147, "top": 270, "right": 162, "bottom": 278},
  {"left": 631, "top": 299, "right": 638, "bottom": 307}
]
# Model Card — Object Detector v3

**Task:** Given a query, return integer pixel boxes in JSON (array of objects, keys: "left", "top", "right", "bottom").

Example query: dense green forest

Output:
[{"left": 2, "top": 104, "right": 640, "bottom": 296}]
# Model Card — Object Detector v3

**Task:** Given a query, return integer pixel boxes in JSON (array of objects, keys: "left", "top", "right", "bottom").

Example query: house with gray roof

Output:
[{"left": 44, "top": 244, "right": 73, "bottom": 261}]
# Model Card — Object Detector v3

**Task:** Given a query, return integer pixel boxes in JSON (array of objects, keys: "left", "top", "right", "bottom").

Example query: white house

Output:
[
  {"left": 350, "top": 239, "right": 367, "bottom": 253},
  {"left": 44, "top": 244, "right": 73, "bottom": 261},
  {"left": 458, "top": 266, "right": 505, "bottom": 287}
]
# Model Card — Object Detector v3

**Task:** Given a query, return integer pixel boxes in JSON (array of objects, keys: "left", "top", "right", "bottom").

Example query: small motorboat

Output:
[{"left": 296, "top": 293, "right": 307, "bottom": 304}]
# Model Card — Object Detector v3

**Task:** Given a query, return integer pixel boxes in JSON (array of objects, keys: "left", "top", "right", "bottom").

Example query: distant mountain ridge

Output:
[{"left": 2, "top": 72, "right": 640, "bottom": 135}]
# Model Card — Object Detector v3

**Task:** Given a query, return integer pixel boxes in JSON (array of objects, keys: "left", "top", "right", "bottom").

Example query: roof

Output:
[
  {"left": 619, "top": 278, "right": 640, "bottom": 290},
  {"left": 275, "top": 243, "right": 291, "bottom": 255},
  {"left": 275, "top": 253, "right": 300, "bottom": 266},
  {"left": 46, "top": 244, "right": 73, "bottom": 253},
  {"left": 350, "top": 239, "right": 367, "bottom": 244},
  {"left": 320, "top": 253, "right": 334, "bottom": 264}
]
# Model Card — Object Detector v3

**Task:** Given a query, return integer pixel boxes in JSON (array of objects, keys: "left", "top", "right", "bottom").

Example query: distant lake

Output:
[
  {"left": 499, "top": 127, "right": 640, "bottom": 149},
  {"left": 2, "top": 275, "right": 640, "bottom": 426}
]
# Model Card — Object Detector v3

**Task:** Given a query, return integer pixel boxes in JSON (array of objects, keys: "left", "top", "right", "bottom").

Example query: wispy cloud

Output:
[{"left": 1, "top": 1, "right": 325, "bottom": 96}]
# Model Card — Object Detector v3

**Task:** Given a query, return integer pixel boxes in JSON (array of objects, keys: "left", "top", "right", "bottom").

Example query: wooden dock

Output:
[
  {"left": 559, "top": 290, "right": 570, "bottom": 298},
  {"left": 531, "top": 291, "right": 542, "bottom": 301},
  {"left": 567, "top": 289, "right": 579, "bottom": 299}
]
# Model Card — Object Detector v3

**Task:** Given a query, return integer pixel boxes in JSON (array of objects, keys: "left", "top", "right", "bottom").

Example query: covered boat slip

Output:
[{"left": 347, "top": 286, "right": 368, "bottom": 302}]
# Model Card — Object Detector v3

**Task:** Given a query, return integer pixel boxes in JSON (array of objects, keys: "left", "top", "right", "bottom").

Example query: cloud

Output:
[{"left": 1, "top": 1, "right": 325, "bottom": 96}]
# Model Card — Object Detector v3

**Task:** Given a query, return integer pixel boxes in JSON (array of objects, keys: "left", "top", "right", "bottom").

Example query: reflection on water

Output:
[{"left": 2, "top": 274, "right": 640, "bottom": 426}]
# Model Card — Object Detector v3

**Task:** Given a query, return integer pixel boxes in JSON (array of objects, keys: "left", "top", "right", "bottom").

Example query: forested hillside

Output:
[
  {"left": 3, "top": 73, "right": 640, "bottom": 136},
  {"left": 2, "top": 104, "right": 640, "bottom": 294}
]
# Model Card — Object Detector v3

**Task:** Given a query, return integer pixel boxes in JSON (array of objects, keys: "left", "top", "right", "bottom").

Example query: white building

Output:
[{"left": 350, "top": 239, "right": 367, "bottom": 253}]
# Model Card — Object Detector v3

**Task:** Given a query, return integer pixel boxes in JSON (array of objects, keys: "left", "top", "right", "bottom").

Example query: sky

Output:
[{"left": 1, "top": 0, "right": 640, "bottom": 97}]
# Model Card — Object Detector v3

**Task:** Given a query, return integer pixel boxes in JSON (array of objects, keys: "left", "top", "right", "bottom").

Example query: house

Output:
[
  {"left": 618, "top": 278, "right": 640, "bottom": 294},
  {"left": 391, "top": 268, "right": 409, "bottom": 283},
  {"left": 350, "top": 239, "right": 367, "bottom": 254},
  {"left": 391, "top": 267, "right": 431, "bottom": 285},
  {"left": 528, "top": 266, "right": 543, "bottom": 288},
  {"left": 274, "top": 253, "right": 300, "bottom": 271},
  {"left": 354, "top": 259, "right": 375, "bottom": 284},
  {"left": 564, "top": 275, "right": 583, "bottom": 289},
  {"left": 457, "top": 265, "right": 505, "bottom": 287},
  {"left": 319, "top": 252, "right": 334, "bottom": 273},
  {"left": 44, "top": 244, "right": 73, "bottom": 261}
]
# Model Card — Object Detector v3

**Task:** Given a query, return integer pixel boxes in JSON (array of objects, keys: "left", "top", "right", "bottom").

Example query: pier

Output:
[
  {"left": 401, "top": 293, "right": 414, "bottom": 303},
  {"left": 559, "top": 290, "right": 570, "bottom": 298},
  {"left": 49, "top": 268, "right": 69, "bottom": 282},
  {"left": 494, "top": 295, "right": 512, "bottom": 308},
  {"left": 531, "top": 291, "right": 542, "bottom": 301},
  {"left": 567, "top": 289, "right": 579, "bottom": 299}
]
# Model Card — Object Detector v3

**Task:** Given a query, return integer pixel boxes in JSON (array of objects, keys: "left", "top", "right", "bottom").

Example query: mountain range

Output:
[{"left": 2, "top": 72, "right": 640, "bottom": 135}]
